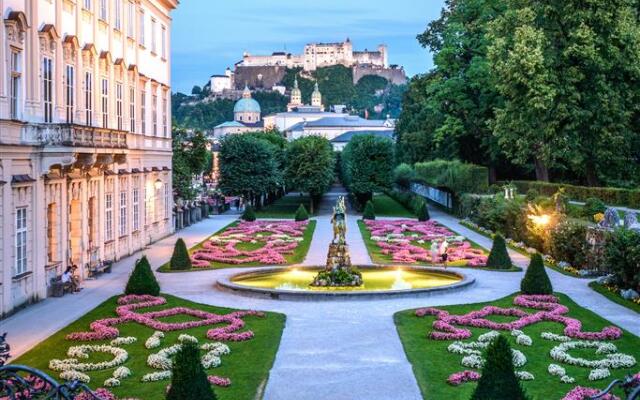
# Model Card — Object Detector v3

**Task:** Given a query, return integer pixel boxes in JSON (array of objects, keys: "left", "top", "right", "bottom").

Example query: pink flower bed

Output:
[
  {"left": 66, "top": 295, "right": 263, "bottom": 342},
  {"left": 561, "top": 386, "right": 619, "bottom": 400},
  {"left": 447, "top": 370, "right": 481, "bottom": 386},
  {"left": 363, "top": 219, "right": 487, "bottom": 266},
  {"left": 208, "top": 375, "right": 232, "bottom": 387},
  {"left": 191, "top": 220, "right": 308, "bottom": 267},
  {"left": 415, "top": 294, "right": 623, "bottom": 341}
]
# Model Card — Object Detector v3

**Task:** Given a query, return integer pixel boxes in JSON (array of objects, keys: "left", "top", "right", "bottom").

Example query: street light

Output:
[
  {"left": 154, "top": 179, "right": 163, "bottom": 190},
  {"left": 528, "top": 213, "right": 550, "bottom": 227}
]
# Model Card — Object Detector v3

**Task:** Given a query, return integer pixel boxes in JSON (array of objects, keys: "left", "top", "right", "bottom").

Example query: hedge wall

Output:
[
  {"left": 414, "top": 160, "right": 489, "bottom": 195},
  {"left": 509, "top": 181, "right": 640, "bottom": 209}
]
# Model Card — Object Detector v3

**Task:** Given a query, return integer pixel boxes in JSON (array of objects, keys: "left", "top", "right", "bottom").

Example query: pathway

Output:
[{"left": 3, "top": 215, "right": 237, "bottom": 360}]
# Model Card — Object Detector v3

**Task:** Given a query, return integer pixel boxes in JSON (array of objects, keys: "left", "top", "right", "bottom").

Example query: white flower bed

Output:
[
  {"left": 110, "top": 336, "right": 137, "bottom": 346},
  {"left": 141, "top": 370, "right": 172, "bottom": 382},
  {"left": 145, "top": 331, "right": 164, "bottom": 349},
  {"left": 49, "top": 345, "right": 128, "bottom": 373},
  {"left": 541, "top": 332, "right": 571, "bottom": 342},
  {"left": 178, "top": 334, "right": 198, "bottom": 344},
  {"left": 142, "top": 341, "right": 231, "bottom": 382},
  {"left": 515, "top": 371, "right": 534, "bottom": 381},
  {"left": 60, "top": 370, "right": 90, "bottom": 383},
  {"left": 589, "top": 368, "right": 611, "bottom": 381},
  {"left": 103, "top": 378, "right": 120, "bottom": 387},
  {"left": 549, "top": 341, "right": 636, "bottom": 369},
  {"left": 113, "top": 366, "right": 131, "bottom": 379},
  {"left": 449, "top": 332, "right": 528, "bottom": 371}
]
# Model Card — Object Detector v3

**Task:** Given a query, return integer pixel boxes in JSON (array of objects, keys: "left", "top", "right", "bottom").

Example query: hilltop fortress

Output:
[{"left": 210, "top": 39, "right": 407, "bottom": 94}]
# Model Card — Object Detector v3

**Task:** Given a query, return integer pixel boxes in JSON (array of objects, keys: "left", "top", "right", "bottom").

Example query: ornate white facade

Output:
[
  {"left": 240, "top": 39, "right": 389, "bottom": 72},
  {"left": 0, "top": 0, "right": 178, "bottom": 317}
]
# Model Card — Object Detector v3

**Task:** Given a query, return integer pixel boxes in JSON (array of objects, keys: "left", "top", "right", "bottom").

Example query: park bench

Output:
[
  {"left": 49, "top": 276, "right": 73, "bottom": 297},
  {"left": 87, "top": 259, "right": 113, "bottom": 278}
]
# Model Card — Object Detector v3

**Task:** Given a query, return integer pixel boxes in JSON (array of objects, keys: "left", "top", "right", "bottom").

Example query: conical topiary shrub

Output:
[
  {"left": 170, "top": 238, "right": 192, "bottom": 271},
  {"left": 125, "top": 256, "right": 160, "bottom": 296},
  {"left": 363, "top": 200, "right": 376, "bottom": 220},
  {"left": 471, "top": 335, "right": 529, "bottom": 400},
  {"left": 242, "top": 205, "right": 256, "bottom": 222},
  {"left": 166, "top": 341, "right": 216, "bottom": 400},
  {"left": 294, "top": 204, "right": 309, "bottom": 221},
  {"left": 417, "top": 201, "right": 430, "bottom": 222},
  {"left": 486, "top": 234, "right": 512, "bottom": 269},
  {"left": 521, "top": 253, "right": 553, "bottom": 295}
]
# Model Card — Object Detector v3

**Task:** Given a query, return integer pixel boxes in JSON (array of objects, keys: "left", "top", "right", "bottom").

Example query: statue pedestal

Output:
[{"left": 326, "top": 242, "right": 352, "bottom": 272}]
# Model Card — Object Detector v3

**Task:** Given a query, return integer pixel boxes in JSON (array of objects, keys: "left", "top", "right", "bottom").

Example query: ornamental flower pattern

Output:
[
  {"left": 66, "top": 294, "right": 264, "bottom": 342},
  {"left": 415, "top": 295, "right": 622, "bottom": 341},
  {"left": 363, "top": 219, "right": 488, "bottom": 266},
  {"left": 190, "top": 220, "right": 308, "bottom": 266}
]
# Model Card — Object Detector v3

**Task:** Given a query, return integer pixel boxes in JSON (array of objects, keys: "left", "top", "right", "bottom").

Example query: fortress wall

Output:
[
  {"left": 233, "top": 66, "right": 288, "bottom": 90},
  {"left": 353, "top": 65, "right": 408, "bottom": 85}
]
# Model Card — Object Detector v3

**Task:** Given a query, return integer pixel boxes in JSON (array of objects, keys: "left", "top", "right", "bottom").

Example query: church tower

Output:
[
  {"left": 311, "top": 81, "right": 324, "bottom": 110},
  {"left": 288, "top": 76, "right": 303, "bottom": 111}
]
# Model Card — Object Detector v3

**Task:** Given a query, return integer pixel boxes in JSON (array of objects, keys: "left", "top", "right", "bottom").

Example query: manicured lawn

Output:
[
  {"left": 256, "top": 195, "right": 313, "bottom": 218},
  {"left": 158, "top": 220, "right": 316, "bottom": 272},
  {"left": 13, "top": 294, "right": 285, "bottom": 400},
  {"left": 372, "top": 194, "right": 415, "bottom": 217},
  {"left": 395, "top": 292, "right": 639, "bottom": 400},
  {"left": 589, "top": 282, "right": 640, "bottom": 314},
  {"left": 357, "top": 220, "right": 515, "bottom": 271}
]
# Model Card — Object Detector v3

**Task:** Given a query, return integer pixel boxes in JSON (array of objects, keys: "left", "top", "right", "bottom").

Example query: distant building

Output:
[
  {"left": 286, "top": 115, "right": 395, "bottom": 141},
  {"left": 212, "top": 86, "right": 264, "bottom": 137},
  {"left": 209, "top": 68, "right": 234, "bottom": 94},
  {"left": 330, "top": 130, "right": 395, "bottom": 151}
]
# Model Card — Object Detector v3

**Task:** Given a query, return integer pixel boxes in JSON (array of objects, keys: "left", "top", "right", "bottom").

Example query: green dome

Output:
[{"left": 234, "top": 97, "right": 261, "bottom": 114}]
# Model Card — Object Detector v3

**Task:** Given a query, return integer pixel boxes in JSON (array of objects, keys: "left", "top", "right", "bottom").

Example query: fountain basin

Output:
[{"left": 217, "top": 265, "right": 474, "bottom": 300}]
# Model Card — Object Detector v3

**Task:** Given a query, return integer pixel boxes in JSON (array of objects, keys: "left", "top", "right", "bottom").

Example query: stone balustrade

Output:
[{"left": 22, "top": 124, "right": 128, "bottom": 149}]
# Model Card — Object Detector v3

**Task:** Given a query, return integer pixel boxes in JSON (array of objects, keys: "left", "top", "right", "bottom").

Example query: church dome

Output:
[{"left": 234, "top": 97, "right": 261, "bottom": 113}]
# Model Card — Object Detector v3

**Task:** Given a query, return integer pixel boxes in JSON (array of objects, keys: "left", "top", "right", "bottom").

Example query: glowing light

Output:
[
  {"left": 528, "top": 214, "right": 550, "bottom": 227},
  {"left": 154, "top": 179, "right": 163, "bottom": 190}
]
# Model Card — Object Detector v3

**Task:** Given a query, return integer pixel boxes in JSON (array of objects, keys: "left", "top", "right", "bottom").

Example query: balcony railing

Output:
[{"left": 23, "top": 123, "right": 128, "bottom": 149}]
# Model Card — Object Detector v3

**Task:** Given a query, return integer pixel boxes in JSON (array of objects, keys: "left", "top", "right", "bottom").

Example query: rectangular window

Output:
[
  {"left": 139, "top": 11, "right": 145, "bottom": 46},
  {"left": 133, "top": 185, "right": 140, "bottom": 231},
  {"left": 84, "top": 0, "right": 92, "bottom": 11},
  {"left": 164, "top": 182, "right": 170, "bottom": 219},
  {"left": 114, "top": 0, "right": 122, "bottom": 30},
  {"left": 85, "top": 71, "right": 93, "bottom": 126},
  {"left": 127, "top": 2, "right": 135, "bottom": 38},
  {"left": 129, "top": 86, "right": 135, "bottom": 133},
  {"left": 10, "top": 50, "right": 21, "bottom": 119},
  {"left": 105, "top": 193, "right": 113, "bottom": 241},
  {"left": 140, "top": 89, "right": 146, "bottom": 134},
  {"left": 65, "top": 65, "right": 75, "bottom": 123},
  {"left": 151, "top": 18, "right": 157, "bottom": 53},
  {"left": 99, "top": 0, "right": 107, "bottom": 21},
  {"left": 15, "top": 208, "right": 27, "bottom": 276},
  {"left": 43, "top": 57, "right": 53, "bottom": 123},
  {"left": 162, "top": 92, "right": 168, "bottom": 137},
  {"left": 152, "top": 93, "right": 158, "bottom": 136},
  {"left": 101, "top": 78, "right": 109, "bottom": 128},
  {"left": 119, "top": 190, "right": 127, "bottom": 237},
  {"left": 161, "top": 25, "right": 167, "bottom": 58},
  {"left": 116, "top": 82, "right": 123, "bottom": 130}
]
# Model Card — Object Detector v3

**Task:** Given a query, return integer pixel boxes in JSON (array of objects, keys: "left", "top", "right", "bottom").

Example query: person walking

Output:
[{"left": 439, "top": 239, "right": 449, "bottom": 269}]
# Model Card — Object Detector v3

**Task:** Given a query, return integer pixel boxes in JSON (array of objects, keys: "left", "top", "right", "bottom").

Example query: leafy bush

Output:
[
  {"left": 414, "top": 159, "right": 489, "bottom": 195},
  {"left": 521, "top": 253, "right": 553, "bottom": 295},
  {"left": 471, "top": 335, "right": 529, "bottom": 400},
  {"left": 486, "top": 234, "right": 512, "bottom": 269},
  {"left": 510, "top": 181, "right": 640, "bottom": 209},
  {"left": 125, "top": 256, "right": 160, "bottom": 296},
  {"left": 363, "top": 200, "right": 376, "bottom": 220},
  {"left": 583, "top": 197, "right": 607, "bottom": 217},
  {"left": 525, "top": 189, "right": 539, "bottom": 202},
  {"left": 166, "top": 341, "right": 216, "bottom": 400},
  {"left": 294, "top": 204, "right": 309, "bottom": 221},
  {"left": 605, "top": 229, "right": 640, "bottom": 291},
  {"left": 241, "top": 205, "right": 256, "bottom": 222},
  {"left": 170, "top": 238, "right": 192, "bottom": 271},
  {"left": 549, "top": 221, "right": 588, "bottom": 268},
  {"left": 417, "top": 201, "right": 430, "bottom": 221},
  {"left": 393, "top": 163, "right": 415, "bottom": 190}
]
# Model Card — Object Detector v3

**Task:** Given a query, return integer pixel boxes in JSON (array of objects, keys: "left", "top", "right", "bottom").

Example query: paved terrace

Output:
[{"left": 2, "top": 192, "right": 638, "bottom": 400}]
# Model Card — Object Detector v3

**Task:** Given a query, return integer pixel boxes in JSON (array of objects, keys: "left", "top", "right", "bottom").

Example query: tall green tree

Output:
[
  {"left": 487, "top": 0, "right": 640, "bottom": 184},
  {"left": 285, "top": 136, "right": 336, "bottom": 213},
  {"left": 218, "top": 134, "right": 282, "bottom": 207},
  {"left": 341, "top": 135, "right": 395, "bottom": 205}
]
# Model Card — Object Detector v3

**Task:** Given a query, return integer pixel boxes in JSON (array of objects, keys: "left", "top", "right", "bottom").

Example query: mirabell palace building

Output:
[{"left": 0, "top": 0, "right": 178, "bottom": 316}]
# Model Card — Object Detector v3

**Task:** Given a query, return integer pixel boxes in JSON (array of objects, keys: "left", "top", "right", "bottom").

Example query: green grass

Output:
[
  {"left": 371, "top": 194, "right": 415, "bottom": 217},
  {"left": 256, "top": 195, "right": 313, "bottom": 218},
  {"left": 13, "top": 293, "right": 285, "bottom": 400},
  {"left": 357, "top": 220, "right": 521, "bottom": 271},
  {"left": 395, "top": 292, "right": 639, "bottom": 400},
  {"left": 158, "top": 220, "right": 317, "bottom": 272},
  {"left": 589, "top": 282, "right": 640, "bottom": 314}
]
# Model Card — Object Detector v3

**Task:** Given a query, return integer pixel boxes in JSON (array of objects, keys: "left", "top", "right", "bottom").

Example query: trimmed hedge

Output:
[
  {"left": 486, "top": 234, "right": 512, "bottom": 269},
  {"left": 385, "top": 189, "right": 426, "bottom": 217},
  {"left": 414, "top": 160, "right": 489, "bottom": 195},
  {"left": 166, "top": 341, "right": 216, "bottom": 400},
  {"left": 521, "top": 253, "right": 553, "bottom": 295},
  {"left": 170, "top": 238, "right": 192, "bottom": 271},
  {"left": 471, "top": 335, "right": 529, "bottom": 400},
  {"left": 241, "top": 206, "right": 256, "bottom": 222},
  {"left": 125, "top": 256, "right": 160, "bottom": 296},
  {"left": 363, "top": 200, "right": 376, "bottom": 220},
  {"left": 294, "top": 204, "right": 309, "bottom": 221},
  {"left": 510, "top": 181, "right": 640, "bottom": 209},
  {"left": 417, "top": 202, "right": 430, "bottom": 221}
]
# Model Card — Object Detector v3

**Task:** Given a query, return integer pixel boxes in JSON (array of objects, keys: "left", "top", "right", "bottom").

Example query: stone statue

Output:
[
  {"left": 624, "top": 212, "right": 640, "bottom": 231},
  {"left": 599, "top": 208, "right": 620, "bottom": 229},
  {"left": 331, "top": 196, "right": 347, "bottom": 245}
]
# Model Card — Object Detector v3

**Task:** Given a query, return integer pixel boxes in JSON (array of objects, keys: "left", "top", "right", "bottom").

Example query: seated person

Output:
[{"left": 61, "top": 266, "right": 76, "bottom": 292}]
